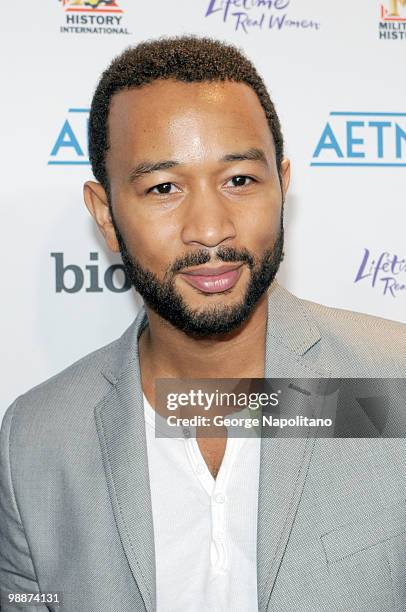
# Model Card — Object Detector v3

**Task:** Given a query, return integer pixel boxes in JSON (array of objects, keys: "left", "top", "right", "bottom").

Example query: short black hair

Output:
[{"left": 88, "top": 35, "right": 284, "bottom": 195}]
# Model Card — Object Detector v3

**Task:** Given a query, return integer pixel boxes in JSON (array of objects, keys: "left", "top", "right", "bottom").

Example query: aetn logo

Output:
[{"left": 311, "top": 112, "right": 406, "bottom": 167}]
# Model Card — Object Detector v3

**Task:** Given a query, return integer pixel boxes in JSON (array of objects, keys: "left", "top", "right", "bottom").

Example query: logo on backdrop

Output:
[
  {"left": 62, "top": 0, "right": 122, "bottom": 11},
  {"left": 379, "top": 0, "right": 406, "bottom": 40},
  {"left": 51, "top": 252, "right": 131, "bottom": 293},
  {"left": 354, "top": 248, "right": 406, "bottom": 297},
  {"left": 58, "top": 0, "right": 130, "bottom": 35},
  {"left": 48, "top": 108, "right": 90, "bottom": 166},
  {"left": 204, "top": 0, "right": 320, "bottom": 34},
  {"left": 311, "top": 112, "right": 406, "bottom": 167}
]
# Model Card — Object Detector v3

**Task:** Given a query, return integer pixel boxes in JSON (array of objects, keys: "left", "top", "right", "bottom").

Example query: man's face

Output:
[{"left": 87, "top": 79, "right": 290, "bottom": 337}]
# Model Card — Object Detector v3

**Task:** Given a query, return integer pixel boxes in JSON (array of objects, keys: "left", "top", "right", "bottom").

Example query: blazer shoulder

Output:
[
  {"left": 303, "top": 296, "right": 405, "bottom": 330},
  {"left": 17, "top": 336, "right": 117, "bottom": 405},
  {"left": 299, "top": 296, "right": 406, "bottom": 374}
]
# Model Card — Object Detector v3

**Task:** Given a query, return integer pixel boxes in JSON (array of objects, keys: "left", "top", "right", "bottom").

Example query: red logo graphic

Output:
[
  {"left": 380, "top": 0, "right": 406, "bottom": 21},
  {"left": 61, "top": 0, "right": 123, "bottom": 13}
]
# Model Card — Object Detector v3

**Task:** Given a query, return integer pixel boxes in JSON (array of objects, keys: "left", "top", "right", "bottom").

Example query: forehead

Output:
[{"left": 107, "top": 79, "right": 275, "bottom": 163}]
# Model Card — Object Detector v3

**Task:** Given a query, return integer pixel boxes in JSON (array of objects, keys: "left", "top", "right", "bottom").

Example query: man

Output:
[{"left": 1, "top": 36, "right": 405, "bottom": 612}]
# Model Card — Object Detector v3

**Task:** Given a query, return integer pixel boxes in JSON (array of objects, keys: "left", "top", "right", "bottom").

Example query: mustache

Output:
[{"left": 166, "top": 247, "right": 256, "bottom": 278}]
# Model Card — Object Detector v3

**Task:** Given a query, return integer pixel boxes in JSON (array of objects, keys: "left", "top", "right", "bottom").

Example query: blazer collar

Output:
[
  {"left": 100, "top": 279, "right": 323, "bottom": 386},
  {"left": 266, "top": 279, "right": 321, "bottom": 356},
  {"left": 100, "top": 307, "right": 148, "bottom": 386}
]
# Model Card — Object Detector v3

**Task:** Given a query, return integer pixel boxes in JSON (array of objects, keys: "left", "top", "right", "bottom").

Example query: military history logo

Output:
[{"left": 379, "top": 0, "right": 406, "bottom": 40}]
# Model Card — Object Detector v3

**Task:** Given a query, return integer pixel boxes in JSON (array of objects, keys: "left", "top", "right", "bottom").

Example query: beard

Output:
[{"left": 110, "top": 208, "right": 284, "bottom": 338}]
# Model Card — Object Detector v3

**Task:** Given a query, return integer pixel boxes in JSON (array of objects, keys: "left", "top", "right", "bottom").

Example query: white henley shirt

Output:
[{"left": 143, "top": 393, "right": 261, "bottom": 612}]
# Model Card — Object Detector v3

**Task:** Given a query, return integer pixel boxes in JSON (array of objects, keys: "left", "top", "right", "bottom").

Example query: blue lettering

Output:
[
  {"left": 391, "top": 254, "right": 406, "bottom": 274},
  {"left": 373, "top": 252, "right": 389, "bottom": 287},
  {"left": 354, "top": 248, "right": 372, "bottom": 283},
  {"left": 346, "top": 121, "right": 365, "bottom": 158},
  {"left": 268, "top": 13, "right": 286, "bottom": 28},
  {"left": 381, "top": 277, "right": 399, "bottom": 297},
  {"left": 395, "top": 123, "right": 406, "bottom": 159},
  {"left": 368, "top": 121, "right": 391, "bottom": 158},
  {"left": 234, "top": 11, "right": 265, "bottom": 31},
  {"left": 222, "top": 0, "right": 236, "bottom": 21},
  {"left": 313, "top": 123, "right": 344, "bottom": 158},
  {"left": 205, "top": 0, "right": 223, "bottom": 16},
  {"left": 206, "top": 0, "right": 291, "bottom": 23},
  {"left": 50, "top": 119, "right": 84, "bottom": 157}
]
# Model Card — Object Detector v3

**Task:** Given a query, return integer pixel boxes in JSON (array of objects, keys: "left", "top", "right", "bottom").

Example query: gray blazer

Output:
[{"left": 1, "top": 281, "right": 406, "bottom": 612}]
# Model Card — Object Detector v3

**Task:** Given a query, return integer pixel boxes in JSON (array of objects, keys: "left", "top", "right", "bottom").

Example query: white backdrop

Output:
[{"left": 1, "top": 0, "right": 405, "bottom": 421}]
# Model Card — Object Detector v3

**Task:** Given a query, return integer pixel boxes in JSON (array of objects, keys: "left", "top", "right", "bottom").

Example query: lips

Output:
[{"left": 179, "top": 264, "right": 243, "bottom": 294}]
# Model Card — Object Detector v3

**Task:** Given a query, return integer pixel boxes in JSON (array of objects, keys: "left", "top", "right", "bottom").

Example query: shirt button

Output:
[
  {"left": 196, "top": 464, "right": 205, "bottom": 475},
  {"left": 182, "top": 427, "right": 191, "bottom": 438},
  {"left": 214, "top": 493, "right": 226, "bottom": 504},
  {"left": 214, "top": 530, "right": 224, "bottom": 541}
]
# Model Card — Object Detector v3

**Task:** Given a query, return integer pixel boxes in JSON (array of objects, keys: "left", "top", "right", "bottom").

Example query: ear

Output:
[
  {"left": 83, "top": 181, "right": 120, "bottom": 253},
  {"left": 280, "top": 158, "right": 291, "bottom": 200}
]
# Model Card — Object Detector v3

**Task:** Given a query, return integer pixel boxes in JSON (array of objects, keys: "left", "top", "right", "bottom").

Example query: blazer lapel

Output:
[
  {"left": 94, "top": 310, "right": 155, "bottom": 612},
  {"left": 257, "top": 281, "right": 331, "bottom": 612}
]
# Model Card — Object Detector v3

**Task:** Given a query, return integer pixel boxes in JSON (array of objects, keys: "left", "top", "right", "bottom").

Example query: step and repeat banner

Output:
[{"left": 1, "top": 0, "right": 405, "bottom": 417}]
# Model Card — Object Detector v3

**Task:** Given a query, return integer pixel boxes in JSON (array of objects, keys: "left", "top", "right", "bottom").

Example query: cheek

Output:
[
  {"left": 238, "top": 197, "right": 282, "bottom": 252},
  {"left": 117, "top": 206, "right": 181, "bottom": 274}
]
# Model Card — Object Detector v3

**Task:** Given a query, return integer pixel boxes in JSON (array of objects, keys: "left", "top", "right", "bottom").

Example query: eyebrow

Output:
[{"left": 128, "top": 147, "right": 269, "bottom": 183}]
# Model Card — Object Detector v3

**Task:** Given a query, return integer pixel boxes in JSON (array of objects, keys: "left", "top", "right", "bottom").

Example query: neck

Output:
[{"left": 138, "top": 293, "right": 268, "bottom": 405}]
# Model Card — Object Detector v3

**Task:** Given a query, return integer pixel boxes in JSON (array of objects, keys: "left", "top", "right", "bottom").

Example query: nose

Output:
[{"left": 180, "top": 186, "right": 237, "bottom": 248}]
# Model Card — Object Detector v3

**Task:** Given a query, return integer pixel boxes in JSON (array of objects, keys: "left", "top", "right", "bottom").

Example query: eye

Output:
[
  {"left": 225, "top": 175, "right": 255, "bottom": 188},
  {"left": 148, "top": 182, "right": 180, "bottom": 195}
]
